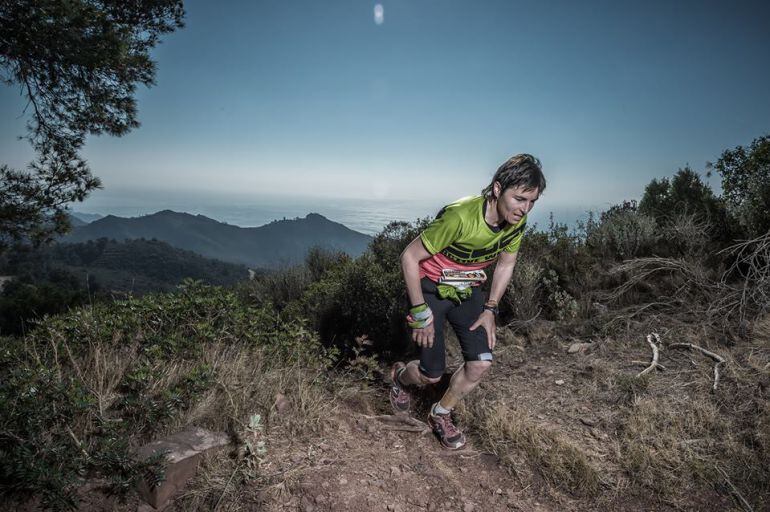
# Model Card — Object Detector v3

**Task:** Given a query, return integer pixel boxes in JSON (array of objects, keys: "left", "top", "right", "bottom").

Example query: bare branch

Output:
[
  {"left": 668, "top": 342, "right": 726, "bottom": 392},
  {"left": 637, "top": 333, "right": 662, "bottom": 378}
]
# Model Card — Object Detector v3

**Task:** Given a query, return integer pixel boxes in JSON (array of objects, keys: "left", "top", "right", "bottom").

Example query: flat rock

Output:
[{"left": 135, "top": 427, "right": 229, "bottom": 510}]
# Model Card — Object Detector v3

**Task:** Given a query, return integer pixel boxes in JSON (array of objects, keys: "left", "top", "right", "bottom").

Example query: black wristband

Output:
[{"left": 483, "top": 304, "right": 499, "bottom": 316}]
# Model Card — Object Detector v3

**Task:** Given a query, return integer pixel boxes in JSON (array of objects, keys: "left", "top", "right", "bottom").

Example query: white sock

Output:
[{"left": 433, "top": 402, "right": 451, "bottom": 415}]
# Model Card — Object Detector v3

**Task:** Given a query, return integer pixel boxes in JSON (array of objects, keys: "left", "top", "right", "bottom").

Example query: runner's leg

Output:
[{"left": 437, "top": 286, "right": 493, "bottom": 409}]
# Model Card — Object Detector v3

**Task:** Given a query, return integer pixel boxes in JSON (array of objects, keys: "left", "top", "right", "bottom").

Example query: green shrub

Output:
[
  {"left": 305, "top": 246, "right": 349, "bottom": 282},
  {"left": 292, "top": 219, "right": 433, "bottom": 356},
  {"left": 244, "top": 264, "right": 312, "bottom": 310},
  {"left": 505, "top": 255, "right": 543, "bottom": 322},
  {"left": 369, "top": 218, "right": 431, "bottom": 271},
  {"left": 713, "top": 134, "right": 770, "bottom": 238},
  {"left": 639, "top": 166, "right": 735, "bottom": 246},
  {"left": 586, "top": 201, "right": 658, "bottom": 260}
]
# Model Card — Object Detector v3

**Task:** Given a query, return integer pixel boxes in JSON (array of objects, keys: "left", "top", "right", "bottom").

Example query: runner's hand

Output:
[
  {"left": 470, "top": 310, "right": 496, "bottom": 349},
  {"left": 412, "top": 322, "right": 435, "bottom": 348}
]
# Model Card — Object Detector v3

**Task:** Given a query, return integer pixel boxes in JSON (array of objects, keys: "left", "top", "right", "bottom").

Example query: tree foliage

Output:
[
  {"left": 712, "top": 134, "right": 770, "bottom": 237},
  {"left": 0, "top": 0, "right": 184, "bottom": 249},
  {"left": 638, "top": 166, "right": 734, "bottom": 245}
]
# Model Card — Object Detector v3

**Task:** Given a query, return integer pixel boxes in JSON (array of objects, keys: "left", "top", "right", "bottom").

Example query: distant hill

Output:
[
  {"left": 68, "top": 214, "right": 87, "bottom": 228},
  {"left": 61, "top": 211, "right": 372, "bottom": 268},
  {"left": 70, "top": 211, "right": 104, "bottom": 224}
]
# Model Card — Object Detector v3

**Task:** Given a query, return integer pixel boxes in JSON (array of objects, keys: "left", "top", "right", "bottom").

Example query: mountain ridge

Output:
[{"left": 62, "top": 210, "right": 372, "bottom": 268}]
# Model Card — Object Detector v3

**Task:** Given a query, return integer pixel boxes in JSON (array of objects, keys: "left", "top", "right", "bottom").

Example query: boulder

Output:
[{"left": 135, "top": 427, "right": 229, "bottom": 510}]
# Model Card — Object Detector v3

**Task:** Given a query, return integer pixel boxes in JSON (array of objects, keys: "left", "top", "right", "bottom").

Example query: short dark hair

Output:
[{"left": 482, "top": 154, "right": 546, "bottom": 198}]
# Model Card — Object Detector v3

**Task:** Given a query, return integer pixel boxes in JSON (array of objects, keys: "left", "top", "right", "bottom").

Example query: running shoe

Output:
[
  {"left": 428, "top": 408, "right": 466, "bottom": 450},
  {"left": 389, "top": 362, "right": 411, "bottom": 413}
]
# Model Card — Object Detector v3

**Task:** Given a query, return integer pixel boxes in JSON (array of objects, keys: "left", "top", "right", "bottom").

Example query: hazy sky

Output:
[{"left": 2, "top": 0, "right": 769, "bottom": 210}]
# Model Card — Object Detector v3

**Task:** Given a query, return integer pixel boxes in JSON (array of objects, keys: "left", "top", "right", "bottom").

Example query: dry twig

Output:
[
  {"left": 637, "top": 333, "right": 662, "bottom": 377},
  {"left": 713, "top": 232, "right": 770, "bottom": 324},
  {"left": 668, "top": 342, "right": 726, "bottom": 392}
]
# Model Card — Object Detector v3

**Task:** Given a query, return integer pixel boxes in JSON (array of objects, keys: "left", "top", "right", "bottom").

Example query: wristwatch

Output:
[{"left": 483, "top": 300, "right": 499, "bottom": 316}]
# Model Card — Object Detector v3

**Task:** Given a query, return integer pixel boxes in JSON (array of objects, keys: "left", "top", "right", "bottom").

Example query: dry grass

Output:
[
  {"left": 172, "top": 342, "right": 334, "bottom": 438},
  {"left": 464, "top": 399, "right": 601, "bottom": 496},
  {"left": 619, "top": 396, "right": 726, "bottom": 494}
]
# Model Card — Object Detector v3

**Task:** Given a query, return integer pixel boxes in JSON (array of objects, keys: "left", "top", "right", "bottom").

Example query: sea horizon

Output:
[{"left": 73, "top": 188, "right": 606, "bottom": 236}]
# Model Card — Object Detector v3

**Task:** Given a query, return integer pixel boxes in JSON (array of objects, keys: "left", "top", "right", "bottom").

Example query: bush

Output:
[
  {"left": 305, "top": 246, "right": 349, "bottom": 282},
  {"left": 298, "top": 253, "right": 407, "bottom": 356},
  {"left": 713, "top": 134, "right": 770, "bottom": 238},
  {"left": 505, "top": 255, "right": 543, "bottom": 322},
  {"left": 290, "top": 219, "right": 435, "bottom": 357},
  {"left": 585, "top": 201, "right": 658, "bottom": 260},
  {"left": 244, "top": 264, "right": 312, "bottom": 310},
  {"left": 368, "top": 219, "right": 431, "bottom": 271},
  {"left": 639, "top": 166, "right": 735, "bottom": 246}
]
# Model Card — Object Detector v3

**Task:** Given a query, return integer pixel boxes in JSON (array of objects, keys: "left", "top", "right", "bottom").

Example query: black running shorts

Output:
[{"left": 416, "top": 277, "right": 493, "bottom": 378}]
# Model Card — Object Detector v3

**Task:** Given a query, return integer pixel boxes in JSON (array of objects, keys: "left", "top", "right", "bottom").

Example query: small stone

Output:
[
  {"left": 555, "top": 379, "right": 565, "bottom": 385},
  {"left": 495, "top": 488, "right": 503, "bottom": 494},
  {"left": 273, "top": 393, "right": 290, "bottom": 415},
  {"left": 339, "top": 478, "right": 347, "bottom": 485},
  {"left": 567, "top": 342, "right": 591, "bottom": 354},
  {"left": 514, "top": 345, "right": 525, "bottom": 352},
  {"left": 463, "top": 501, "right": 475, "bottom": 512},
  {"left": 390, "top": 466, "right": 401, "bottom": 477}
]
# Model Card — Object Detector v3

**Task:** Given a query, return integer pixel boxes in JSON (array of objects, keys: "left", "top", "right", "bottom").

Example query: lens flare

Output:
[{"left": 374, "top": 4, "right": 384, "bottom": 25}]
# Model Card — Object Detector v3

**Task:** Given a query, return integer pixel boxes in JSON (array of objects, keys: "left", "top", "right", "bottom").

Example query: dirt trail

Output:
[
  {"left": 256, "top": 331, "right": 587, "bottom": 512},
  {"left": 260, "top": 401, "right": 558, "bottom": 512}
]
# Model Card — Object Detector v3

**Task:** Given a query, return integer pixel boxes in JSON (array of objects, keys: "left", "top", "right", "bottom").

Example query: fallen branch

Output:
[
  {"left": 631, "top": 360, "right": 666, "bottom": 371},
  {"left": 668, "top": 343, "right": 726, "bottom": 392},
  {"left": 637, "top": 333, "right": 662, "bottom": 377},
  {"left": 363, "top": 414, "right": 430, "bottom": 432}
]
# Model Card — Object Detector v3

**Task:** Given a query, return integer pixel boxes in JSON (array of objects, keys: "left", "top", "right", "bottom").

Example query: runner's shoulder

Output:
[{"left": 438, "top": 195, "right": 483, "bottom": 219}]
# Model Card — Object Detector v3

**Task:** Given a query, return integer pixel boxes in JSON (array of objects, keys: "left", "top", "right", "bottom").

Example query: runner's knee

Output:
[{"left": 464, "top": 360, "right": 492, "bottom": 382}]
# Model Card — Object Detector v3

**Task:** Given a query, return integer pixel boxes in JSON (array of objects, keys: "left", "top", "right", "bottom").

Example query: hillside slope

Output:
[{"left": 62, "top": 211, "right": 372, "bottom": 268}]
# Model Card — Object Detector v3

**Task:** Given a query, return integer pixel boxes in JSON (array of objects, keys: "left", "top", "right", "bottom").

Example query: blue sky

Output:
[{"left": 1, "top": 0, "right": 769, "bottom": 211}]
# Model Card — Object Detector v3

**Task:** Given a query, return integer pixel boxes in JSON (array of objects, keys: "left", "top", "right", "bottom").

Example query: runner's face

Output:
[{"left": 495, "top": 184, "right": 539, "bottom": 224}]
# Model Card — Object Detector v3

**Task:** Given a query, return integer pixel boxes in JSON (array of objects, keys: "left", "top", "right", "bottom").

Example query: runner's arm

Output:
[
  {"left": 400, "top": 236, "right": 432, "bottom": 306},
  {"left": 487, "top": 250, "right": 519, "bottom": 304}
]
